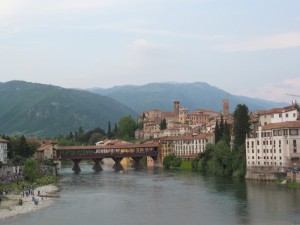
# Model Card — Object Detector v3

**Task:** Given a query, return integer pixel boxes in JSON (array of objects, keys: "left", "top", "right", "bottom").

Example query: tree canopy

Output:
[{"left": 118, "top": 115, "right": 137, "bottom": 141}]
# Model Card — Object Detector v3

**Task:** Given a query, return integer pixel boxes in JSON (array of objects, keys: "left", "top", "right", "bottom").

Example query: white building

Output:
[
  {"left": 246, "top": 106, "right": 300, "bottom": 179},
  {"left": 0, "top": 138, "right": 9, "bottom": 164},
  {"left": 258, "top": 107, "right": 297, "bottom": 126}
]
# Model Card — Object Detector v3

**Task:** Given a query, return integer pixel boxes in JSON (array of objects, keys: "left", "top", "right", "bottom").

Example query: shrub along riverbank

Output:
[{"left": 1, "top": 158, "right": 58, "bottom": 197}]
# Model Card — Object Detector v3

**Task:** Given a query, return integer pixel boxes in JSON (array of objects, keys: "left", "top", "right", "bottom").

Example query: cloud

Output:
[
  {"left": 215, "top": 32, "right": 300, "bottom": 52},
  {"left": 236, "top": 77, "right": 300, "bottom": 103}
]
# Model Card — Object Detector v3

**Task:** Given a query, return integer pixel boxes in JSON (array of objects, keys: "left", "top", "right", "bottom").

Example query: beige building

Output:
[
  {"left": 159, "top": 133, "right": 215, "bottom": 161},
  {"left": 36, "top": 142, "right": 57, "bottom": 161}
]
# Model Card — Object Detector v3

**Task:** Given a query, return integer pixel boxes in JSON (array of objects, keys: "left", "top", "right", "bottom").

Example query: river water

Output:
[{"left": 2, "top": 162, "right": 300, "bottom": 225}]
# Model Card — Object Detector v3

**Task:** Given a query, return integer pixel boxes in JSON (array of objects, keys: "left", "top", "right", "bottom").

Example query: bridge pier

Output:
[
  {"left": 72, "top": 159, "right": 81, "bottom": 173},
  {"left": 132, "top": 157, "right": 144, "bottom": 169},
  {"left": 112, "top": 158, "right": 124, "bottom": 171},
  {"left": 92, "top": 158, "right": 103, "bottom": 172}
]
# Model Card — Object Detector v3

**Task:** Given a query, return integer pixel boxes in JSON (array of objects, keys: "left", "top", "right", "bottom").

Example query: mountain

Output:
[
  {"left": 87, "top": 82, "right": 287, "bottom": 113},
  {"left": 0, "top": 81, "right": 138, "bottom": 137}
]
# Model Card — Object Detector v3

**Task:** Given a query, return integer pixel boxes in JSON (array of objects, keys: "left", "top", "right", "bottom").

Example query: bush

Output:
[
  {"left": 163, "top": 154, "right": 182, "bottom": 168},
  {"left": 23, "top": 159, "right": 40, "bottom": 182}
]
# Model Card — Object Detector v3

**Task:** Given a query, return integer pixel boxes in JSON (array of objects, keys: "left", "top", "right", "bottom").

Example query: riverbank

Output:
[{"left": 0, "top": 184, "right": 59, "bottom": 220}]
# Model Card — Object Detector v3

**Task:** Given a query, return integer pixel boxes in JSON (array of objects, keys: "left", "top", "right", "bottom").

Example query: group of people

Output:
[{"left": 0, "top": 172, "right": 24, "bottom": 185}]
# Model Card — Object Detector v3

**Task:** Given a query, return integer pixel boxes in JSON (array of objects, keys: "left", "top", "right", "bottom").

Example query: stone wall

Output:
[{"left": 246, "top": 166, "right": 286, "bottom": 181}]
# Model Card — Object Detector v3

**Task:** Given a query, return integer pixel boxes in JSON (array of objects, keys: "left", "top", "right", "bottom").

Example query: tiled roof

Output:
[
  {"left": 162, "top": 112, "right": 175, "bottom": 117},
  {"left": 258, "top": 106, "right": 296, "bottom": 116},
  {"left": 0, "top": 138, "right": 9, "bottom": 143},
  {"left": 262, "top": 121, "right": 300, "bottom": 130},
  {"left": 37, "top": 144, "right": 53, "bottom": 151},
  {"left": 159, "top": 133, "right": 214, "bottom": 141},
  {"left": 56, "top": 142, "right": 159, "bottom": 150}
]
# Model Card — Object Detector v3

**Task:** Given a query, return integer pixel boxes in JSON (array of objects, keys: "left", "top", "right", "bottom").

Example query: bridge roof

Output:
[{"left": 56, "top": 142, "right": 159, "bottom": 151}]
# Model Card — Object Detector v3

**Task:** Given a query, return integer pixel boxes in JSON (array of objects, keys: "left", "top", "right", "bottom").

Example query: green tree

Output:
[
  {"left": 107, "top": 121, "right": 112, "bottom": 139},
  {"left": 215, "top": 120, "right": 221, "bottom": 144},
  {"left": 172, "top": 156, "right": 182, "bottom": 167},
  {"left": 232, "top": 144, "right": 247, "bottom": 178},
  {"left": 19, "top": 135, "right": 34, "bottom": 158},
  {"left": 233, "top": 104, "right": 250, "bottom": 148},
  {"left": 160, "top": 118, "right": 167, "bottom": 130},
  {"left": 219, "top": 115, "right": 224, "bottom": 136},
  {"left": 118, "top": 115, "right": 137, "bottom": 141},
  {"left": 163, "top": 155, "right": 173, "bottom": 169},
  {"left": 113, "top": 123, "right": 118, "bottom": 138},
  {"left": 23, "top": 158, "right": 40, "bottom": 181},
  {"left": 89, "top": 132, "right": 105, "bottom": 145},
  {"left": 163, "top": 154, "right": 182, "bottom": 168}
]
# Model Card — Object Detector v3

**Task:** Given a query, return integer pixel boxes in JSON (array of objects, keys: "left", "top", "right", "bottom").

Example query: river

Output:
[{"left": 2, "top": 162, "right": 300, "bottom": 225}]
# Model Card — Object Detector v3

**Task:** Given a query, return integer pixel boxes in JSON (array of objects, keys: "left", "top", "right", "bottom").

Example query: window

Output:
[
  {"left": 290, "top": 129, "right": 298, "bottom": 136},
  {"left": 279, "top": 113, "right": 282, "bottom": 118},
  {"left": 257, "top": 140, "right": 259, "bottom": 145},
  {"left": 293, "top": 113, "right": 296, "bottom": 117},
  {"left": 284, "top": 129, "right": 288, "bottom": 135},
  {"left": 286, "top": 113, "right": 289, "bottom": 118},
  {"left": 293, "top": 140, "right": 297, "bottom": 147}
]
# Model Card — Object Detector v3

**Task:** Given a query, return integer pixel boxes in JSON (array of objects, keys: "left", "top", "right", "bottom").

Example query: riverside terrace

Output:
[{"left": 55, "top": 143, "right": 159, "bottom": 173}]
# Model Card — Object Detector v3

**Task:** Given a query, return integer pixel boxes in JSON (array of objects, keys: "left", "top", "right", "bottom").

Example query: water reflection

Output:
[{"left": 2, "top": 163, "right": 300, "bottom": 225}]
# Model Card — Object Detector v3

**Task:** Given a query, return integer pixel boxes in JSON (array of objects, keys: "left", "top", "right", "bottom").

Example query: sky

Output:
[{"left": 1, "top": 0, "right": 300, "bottom": 103}]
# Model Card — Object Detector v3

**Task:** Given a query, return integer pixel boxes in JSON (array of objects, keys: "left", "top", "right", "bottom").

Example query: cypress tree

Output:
[
  {"left": 233, "top": 104, "right": 250, "bottom": 148},
  {"left": 215, "top": 120, "right": 220, "bottom": 144},
  {"left": 107, "top": 121, "right": 112, "bottom": 139},
  {"left": 19, "top": 135, "right": 33, "bottom": 158},
  {"left": 219, "top": 114, "right": 224, "bottom": 136}
]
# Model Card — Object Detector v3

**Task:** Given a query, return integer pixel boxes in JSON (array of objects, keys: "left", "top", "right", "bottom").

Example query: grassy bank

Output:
[
  {"left": 180, "top": 161, "right": 192, "bottom": 170},
  {"left": 0, "top": 175, "right": 58, "bottom": 196}
]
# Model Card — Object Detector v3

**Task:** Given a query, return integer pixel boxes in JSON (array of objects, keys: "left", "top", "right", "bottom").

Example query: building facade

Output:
[
  {"left": 36, "top": 142, "right": 58, "bottom": 161},
  {"left": 0, "top": 138, "right": 8, "bottom": 165},
  {"left": 246, "top": 106, "right": 300, "bottom": 179},
  {"left": 159, "top": 133, "right": 215, "bottom": 161}
]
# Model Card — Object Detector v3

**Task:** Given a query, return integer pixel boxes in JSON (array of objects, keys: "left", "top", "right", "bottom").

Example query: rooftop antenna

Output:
[{"left": 286, "top": 94, "right": 300, "bottom": 107}]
